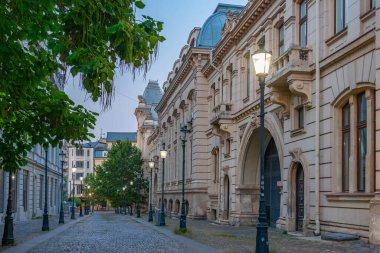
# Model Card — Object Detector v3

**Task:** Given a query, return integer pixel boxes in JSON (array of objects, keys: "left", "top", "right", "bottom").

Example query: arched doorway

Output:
[
  {"left": 264, "top": 138, "right": 281, "bottom": 228},
  {"left": 296, "top": 163, "right": 304, "bottom": 232},
  {"left": 223, "top": 175, "right": 230, "bottom": 220}
]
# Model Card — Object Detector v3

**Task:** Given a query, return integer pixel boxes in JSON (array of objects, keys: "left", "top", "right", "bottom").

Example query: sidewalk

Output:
[
  {"left": 0, "top": 212, "right": 88, "bottom": 252},
  {"left": 136, "top": 213, "right": 380, "bottom": 253}
]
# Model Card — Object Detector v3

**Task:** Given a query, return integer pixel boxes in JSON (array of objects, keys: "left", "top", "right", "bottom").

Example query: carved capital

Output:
[{"left": 270, "top": 87, "right": 291, "bottom": 118}]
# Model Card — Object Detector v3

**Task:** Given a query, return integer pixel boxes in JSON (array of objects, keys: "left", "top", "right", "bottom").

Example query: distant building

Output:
[{"left": 67, "top": 143, "right": 95, "bottom": 198}]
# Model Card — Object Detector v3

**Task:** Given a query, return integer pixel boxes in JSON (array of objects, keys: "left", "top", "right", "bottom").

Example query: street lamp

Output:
[
  {"left": 59, "top": 151, "right": 65, "bottom": 224},
  {"left": 129, "top": 181, "right": 134, "bottom": 215},
  {"left": 85, "top": 185, "right": 90, "bottom": 215},
  {"left": 79, "top": 176, "right": 83, "bottom": 217},
  {"left": 159, "top": 146, "right": 167, "bottom": 226},
  {"left": 42, "top": 148, "right": 49, "bottom": 231},
  {"left": 136, "top": 169, "right": 142, "bottom": 218},
  {"left": 71, "top": 167, "right": 77, "bottom": 219},
  {"left": 251, "top": 49, "right": 272, "bottom": 253},
  {"left": 148, "top": 160, "right": 155, "bottom": 222},
  {"left": 2, "top": 172, "right": 15, "bottom": 246},
  {"left": 179, "top": 125, "right": 190, "bottom": 231}
]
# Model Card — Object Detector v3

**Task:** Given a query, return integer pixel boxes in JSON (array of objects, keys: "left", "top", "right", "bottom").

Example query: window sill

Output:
[
  {"left": 224, "top": 154, "right": 231, "bottom": 159},
  {"left": 325, "top": 27, "right": 348, "bottom": 47},
  {"left": 360, "top": 8, "right": 375, "bottom": 23},
  {"left": 243, "top": 96, "right": 249, "bottom": 103},
  {"left": 325, "top": 192, "right": 375, "bottom": 202},
  {"left": 290, "top": 128, "right": 306, "bottom": 137}
]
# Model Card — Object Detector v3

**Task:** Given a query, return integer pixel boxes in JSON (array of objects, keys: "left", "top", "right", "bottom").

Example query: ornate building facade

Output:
[{"left": 137, "top": 0, "right": 380, "bottom": 244}]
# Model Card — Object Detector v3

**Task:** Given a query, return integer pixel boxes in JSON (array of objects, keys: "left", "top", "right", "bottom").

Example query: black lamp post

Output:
[
  {"left": 136, "top": 170, "right": 141, "bottom": 218},
  {"left": 179, "top": 125, "right": 190, "bottom": 231},
  {"left": 42, "top": 149, "right": 50, "bottom": 231},
  {"left": 122, "top": 186, "right": 127, "bottom": 215},
  {"left": 85, "top": 185, "right": 90, "bottom": 215},
  {"left": 2, "top": 172, "right": 15, "bottom": 246},
  {"left": 251, "top": 49, "right": 272, "bottom": 253},
  {"left": 71, "top": 167, "right": 77, "bottom": 219},
  {"left": 159, "top": 146, "right": 167, "bottom": 226},
  {"left": 129, "top": 181, "right": 134, "bottom": 216},
  {"left": 79, "top": 177, "right": 83, "bottom": 217},
  {"left": 148, "top": 160, "right": 155, "bottom": 222},
  {"left": 59, "top": 151, "right": 65, "bottom": 224}
]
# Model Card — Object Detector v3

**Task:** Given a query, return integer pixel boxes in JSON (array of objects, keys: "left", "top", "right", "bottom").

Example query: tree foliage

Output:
[
  {"left": 0, "top": 0, "right": 164, "bottom": 172},
  {"left": 85, "top": 141, "right": 147, "bottom": 208}
]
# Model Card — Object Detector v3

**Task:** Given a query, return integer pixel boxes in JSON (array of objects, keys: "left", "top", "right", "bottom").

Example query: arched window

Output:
[{"left": 333, "top": 88, "right": 375, "bottom": 193}]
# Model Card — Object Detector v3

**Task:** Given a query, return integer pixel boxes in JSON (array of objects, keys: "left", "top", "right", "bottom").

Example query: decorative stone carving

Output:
[
  {"left": 221, "top": 11, "right": 239, "bottom": 37},
  {"left": 270, "top": 87, "right": 291, "bottom": 118},
  {"left": 250, "top": 113, "right": 260, "bottom": 128},
  {"left": 288, "top": 76, "right": 312, "bottom": 109},
  {"left": 220, "top": 124, "right": 233, "bottom": 135},
  {"left": 289, "top": 148, "right": 302, "bottom": 163}
]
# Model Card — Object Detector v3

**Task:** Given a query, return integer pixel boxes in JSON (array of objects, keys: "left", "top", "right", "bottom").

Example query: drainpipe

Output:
[{"left": 314, "top": 0, "right": 321, "bottom": 236}]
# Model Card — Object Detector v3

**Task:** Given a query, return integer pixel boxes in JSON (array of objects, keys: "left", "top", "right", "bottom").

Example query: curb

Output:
[
  {"left": 1, "top": 214, "right": 91, "bottom": 253},
  {"left": 128, "top": 215, "right": 222, "bottom": 253}
]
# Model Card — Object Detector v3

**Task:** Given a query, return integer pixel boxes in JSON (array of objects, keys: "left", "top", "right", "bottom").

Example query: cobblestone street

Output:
[
  {"left": 26, "top": 212, "right": 208, "bottom": 253},
  {"left": 1, "top": 212, "right": 375, "bottom": 253}
]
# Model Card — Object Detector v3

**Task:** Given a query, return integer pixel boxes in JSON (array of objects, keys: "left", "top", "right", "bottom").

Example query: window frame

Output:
[
  {"left": 342, "top": 103, "right": 350, "bottom": 192},
  {"left": 279, "top": 24, "right": 285, "bottom": 55},
  {"left": 357, "top": 92, "right": 367, "bottom": 192},
  {"left": 335, "top": 0, "right": 348, "bottom": 34},
  {"left": 299, "top": 0, "right": 308, "bottom": 48}
]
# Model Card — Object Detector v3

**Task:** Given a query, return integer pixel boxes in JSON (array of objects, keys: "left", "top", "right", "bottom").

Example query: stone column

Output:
[{"left": 369, "top": 0, "right": 380, "bottom": 245}]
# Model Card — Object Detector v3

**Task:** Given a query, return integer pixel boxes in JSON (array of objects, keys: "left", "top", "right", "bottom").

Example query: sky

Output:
[{"left": 65, "top": 0, "right": 248, "bottom": 140}]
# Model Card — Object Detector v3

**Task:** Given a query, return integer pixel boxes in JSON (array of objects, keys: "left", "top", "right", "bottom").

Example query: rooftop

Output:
[
  {"left": 196, "top": 3, "right": 244, "bottom": 48},
  {"left": 106, "top": 132, "right": 137, "bottom": 142}
]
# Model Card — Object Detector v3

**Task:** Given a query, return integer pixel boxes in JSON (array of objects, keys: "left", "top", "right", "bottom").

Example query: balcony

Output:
[
  {"left": 210, "top": 103, "right": 233, "bottom": 126},
  {"left": 267, "top": 46, "right": 314, "bottom": 115}
]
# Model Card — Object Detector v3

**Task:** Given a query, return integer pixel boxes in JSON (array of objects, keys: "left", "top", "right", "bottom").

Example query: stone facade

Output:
[
  {"left": 0, "top": 145, "right": 62, "bottom": 222},
  {"left": 138, "top": 0, "right": 380, "bottom": 244}
]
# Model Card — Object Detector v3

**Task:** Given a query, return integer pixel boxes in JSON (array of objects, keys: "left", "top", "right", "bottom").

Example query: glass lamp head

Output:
[
  {"left": 130, "top": 181, "right": 133, "bottom": 186},
  {"left": 72, "top": 167, "right": 77, "bottom": 173},
  {"left": 149, "top": 161, "right": 155, "bottom": 169},
  {"left": 160, "top": 150, "right": 168, "bottom": 159},
  {"left": 80, "top": 176, "right": 83, "bottom": 181},
  {"left": 251, "top": 49, "right": 272, "bottom": 77}
]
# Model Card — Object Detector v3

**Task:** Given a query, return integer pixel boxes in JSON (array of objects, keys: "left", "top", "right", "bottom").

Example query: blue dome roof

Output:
[
  {"left": 142, "top": 80, "right": 163, "bottom": 120},
  {"left": 196, "top": 4, "right": 244, "bottom": 48}
]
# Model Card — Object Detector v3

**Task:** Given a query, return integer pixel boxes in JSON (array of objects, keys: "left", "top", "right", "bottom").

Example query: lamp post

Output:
[
  {"left": 159, "top": 146, "right": 167, "bottom": 226},
  {"left": 42, "top": 148, "right": 50, "bottom": 231},
  {"left": 148, "top": 160, "right": 155, "bottom": 222},
  {"left": 251, "top": 49, "right": 272, "bottom": 253},
  {"left": 85, "top": 185, "right": 90, "bottom": 215},
  {"left": 2, "top": 172, "right": 15, "bottom": 246},
  {"left": 71, "top": 167, "right": 77, "bottom": 220},
  {"left": 179, "top": 125, "right": 190, "bottom": 231},
  {"left": 136, "top": 170, "right": 141, "bottom": 218},
  {"left": 59, "top": 151, "right": 65, "bottom": 224},
  {"left": 89, "top": 192, "right": 93, "bottom": 214},
  {"left": 122, "top": 186, "right": 127, "bottom": 215},
  {"left": 79, "top": 177, "right": 83, "bottom": 217},
  {"left": 129, "top": 181, "right": 134, "bottom": 215}
]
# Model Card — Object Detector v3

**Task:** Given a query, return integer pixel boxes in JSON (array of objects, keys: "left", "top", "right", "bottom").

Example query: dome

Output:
[
  {"left": 142, "top": 80, "right": 163, "bottom": 120},
  {"left": 196, "top": 4, "right": 244, "bottom": 48}
]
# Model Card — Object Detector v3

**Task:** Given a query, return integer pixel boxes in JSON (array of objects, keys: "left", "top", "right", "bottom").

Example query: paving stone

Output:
[{"left": 321, "top": 233, "right": 359, "bottom": 242}]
